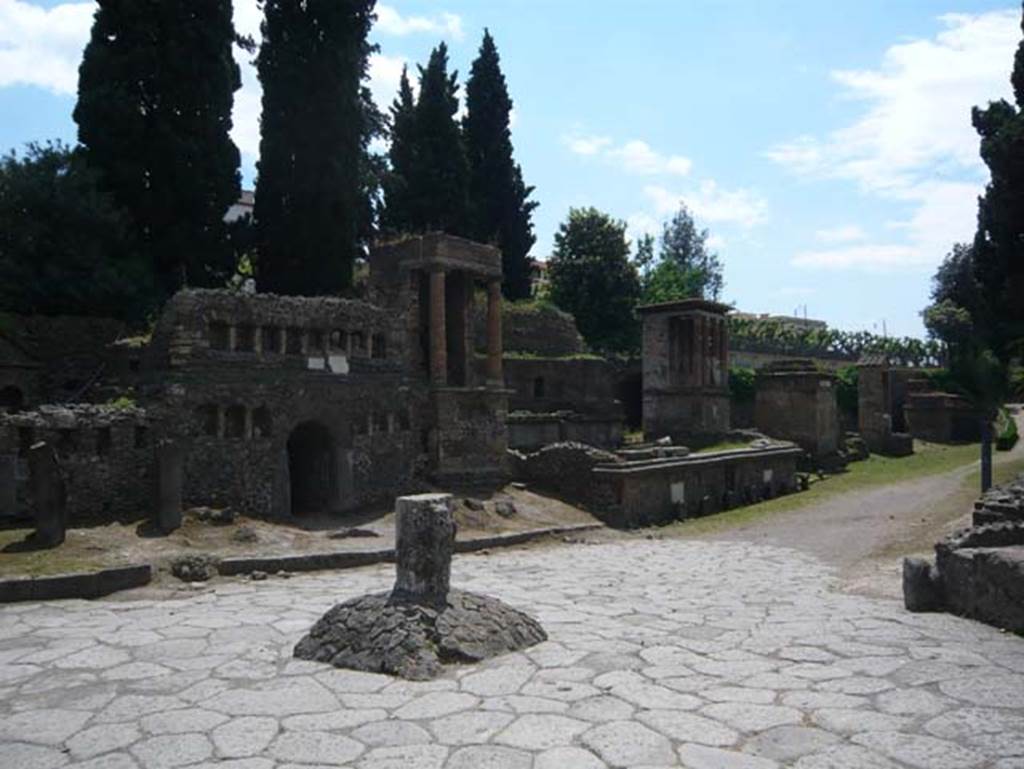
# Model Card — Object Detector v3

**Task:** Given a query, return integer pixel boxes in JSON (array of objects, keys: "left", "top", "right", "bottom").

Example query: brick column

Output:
[
  {"left": 429, "top": 269, "right": 447, "bottom": 386},
  {"left": 486, "top": 279, "right": 503, "bottom": 386}
]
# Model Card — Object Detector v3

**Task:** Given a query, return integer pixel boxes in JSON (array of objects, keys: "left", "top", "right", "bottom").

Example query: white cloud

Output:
[
  {"left": 565, "top": 133, "right": 692, "bottom": 176},
  {"left": 375, "top": 5, "right": 463, "bottom": 39},
  {"left": 565, "top": 134, "right": 612, "bottom": 156},
  {"left": 768, "top": 10, "right": 1018, "bottom": 272},
  {"left": 815, "top": 224, "right": 865, "bottom": 243},
  {"left": 644, "top": 182, "right": 768, "bottom": 228},
  {"left": 0, "top": 0, "right": 92, "bottom": 94}
]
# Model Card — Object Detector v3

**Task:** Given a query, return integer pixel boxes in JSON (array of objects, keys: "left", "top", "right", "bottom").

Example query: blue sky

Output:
[{"left": 1, "top": 1, "right": 1019, "bottom": 337}]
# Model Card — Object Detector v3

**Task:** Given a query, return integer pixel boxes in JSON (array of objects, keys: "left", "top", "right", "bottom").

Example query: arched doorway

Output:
[
  {"left": 287, "top": 421, "right": 336, "bottom": 515},
  {"left": 0, "top": 385, "right": 24, "bottom": 414}
]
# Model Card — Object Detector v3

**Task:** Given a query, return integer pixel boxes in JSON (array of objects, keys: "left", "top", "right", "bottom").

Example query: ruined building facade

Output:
[{"left": 1, "top": 235, "right": 509, "bottom": 521}]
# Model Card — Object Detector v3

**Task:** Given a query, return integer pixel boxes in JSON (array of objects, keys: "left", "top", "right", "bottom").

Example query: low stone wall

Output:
[
  {"left": 905, "top": 392, "right": 982, "bottom": 443},
  {"left": 511, "top": 441, "right": 802, "bottom": 529},
  {"left": 472, "top": 302, "right": 586, "bottom": 357},
  {"left": 904, "top": 475, "right": 1024, "bottom": 633},
  {"left": 0, "top": 404, "right": 152, "bottom": 523}
]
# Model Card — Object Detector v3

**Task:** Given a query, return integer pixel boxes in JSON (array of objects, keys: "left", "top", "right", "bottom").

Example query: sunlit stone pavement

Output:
[{"left": 2, "top": 539, "right": 1024, "bottom": 769}]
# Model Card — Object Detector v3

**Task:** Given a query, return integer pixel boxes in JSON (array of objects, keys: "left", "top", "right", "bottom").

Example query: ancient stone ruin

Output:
[
  {"left": 904, "top": 473, "right": 1024, "bottom": 632},
  {"left": 294, "top": 493, "right": 547, "bottom": 679}
]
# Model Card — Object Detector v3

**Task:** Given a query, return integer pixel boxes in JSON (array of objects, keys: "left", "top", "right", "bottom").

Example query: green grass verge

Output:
[
  {"left": 694, "top": 441, "right": 753, "bottom": 454},
  {"left": 0, "top": 529, "right": 120, "bottom": 578},
  {"left": 661, "top": 441, "right": 985, "bottom": 537}
]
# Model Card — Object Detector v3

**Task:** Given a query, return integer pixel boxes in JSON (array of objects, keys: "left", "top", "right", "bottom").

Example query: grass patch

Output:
[
  {"left": 694, "top": 441, "right": 752, "bottom": 454},
  {"left": 0, "top": 529, "right": 121, "bottom": 578},
  {"left": 661, "top": 440, "right": 985, "bottom": 537}
]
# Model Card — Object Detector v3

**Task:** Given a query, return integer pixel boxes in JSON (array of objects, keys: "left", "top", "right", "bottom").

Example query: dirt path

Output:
[{"left": 706, "top": 409, "right": 1024, "bottom": 600}]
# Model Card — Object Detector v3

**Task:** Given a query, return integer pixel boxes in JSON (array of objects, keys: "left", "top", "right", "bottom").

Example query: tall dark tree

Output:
[
  {"left": 382, "top": 43, "right": 468, "bottom": 236},
  {"left": 548, "top": 207, "right": 641, "bottom": 353},
  {"left": 74, "top": 0, "right": 242, "bottom": 299},
  {"left": 463, "top": 30, "right": 537, "bottom": 299},
  {"left": 381, "top": 66, "right": 417, "bottom": 234},
  {"left": 254, "top": 0, "right": 378, "bottom": 296},
  {"left": 970, "top": 8, "right": 1024, "bottom": 362}
]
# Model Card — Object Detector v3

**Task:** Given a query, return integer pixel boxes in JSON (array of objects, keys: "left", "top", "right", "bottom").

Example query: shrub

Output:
[{"left": 996, "top": 407, "right": 1019, "bottom": 451}]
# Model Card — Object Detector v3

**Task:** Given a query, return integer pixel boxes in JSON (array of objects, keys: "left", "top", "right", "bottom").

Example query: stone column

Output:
[
  {"left": 391, "top": 493, "right": 455, "bottom": 606},
  {"left": 486, "top": 279, "right": 503, "bottom": 386},
  {"left": 696, "top": 315, "right": 706, "bottom": 387},
  {"left": 719, "top": 318, "right": 729, "bottom": 385},
  {"left": 154, "top": 439, "right": 184, "bottom": 533},
  {"left": 28, "top": 442, "right": 67, "bottom": 548},
  {"left": 429, "top": 270, "right": 447, "bottom": 386},
  {"left": 0, "top": 452, "right": 16, "bottom": 518}
]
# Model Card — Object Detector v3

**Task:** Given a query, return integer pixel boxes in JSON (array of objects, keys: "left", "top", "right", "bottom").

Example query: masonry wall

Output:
[
  {"left": 755, "top": 370, "right": 840, "bottom": 457},
  {"left": 905, "top": 393, "right": 982, "bottom": 444},
  {"left": 0, "top": 406, "right": 152, "bottom": 523},
  {"left": 472, "top": 302, "right": 586, "bottom": 357}
]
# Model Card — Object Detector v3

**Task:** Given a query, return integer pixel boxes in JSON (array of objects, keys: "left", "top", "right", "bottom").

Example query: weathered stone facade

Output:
[
  {"left": 639, "top": 299, "right": 731, "bottom": 444},
  {"left": 2, "top": 234, "right": 511, "bottom": 523},
  {"left": 857, "top": 361, "right": 914, "bottom": 456},
  {"left": 755, "top": 360, "right": 841, "bottom": 461},
  {"left": 904, "top": 390, "right": 983, "bottom": 444}
]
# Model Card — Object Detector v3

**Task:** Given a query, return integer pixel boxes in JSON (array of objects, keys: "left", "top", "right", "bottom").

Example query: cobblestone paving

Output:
[{"left": 2, "top": 540, "right": 1024, "bottom": 768}]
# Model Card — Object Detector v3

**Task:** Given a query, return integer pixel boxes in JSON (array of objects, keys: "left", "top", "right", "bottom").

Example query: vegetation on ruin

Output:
[
  {"left": 548, "top": 208, "right": 642, "bottom": 354},
  {"left": 664, "top": 440, "right": 998, "bottom": 537},
  {"left": 637, "top": 204, "right": 725, "bottom": 304},
  {"left": 728, "top": 366, "right": 756, "bottom": 404},
  {"left": 728, "top": 316, "right": 945, "bottom": 367},
  {"left": 254, "top": 0, "right": 380, "bottom": 296},
  {"left": 997, "top": 407, "right": 1020, "bottom": 451},
  {"left": 75, "top": 0, "right": 243, "bottom": 302}
]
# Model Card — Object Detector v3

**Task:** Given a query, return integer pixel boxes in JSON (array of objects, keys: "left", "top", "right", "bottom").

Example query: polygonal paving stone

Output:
[
  {"left": 480, "top": 694, "right": 568, "bottom": 713},
  {"left": 267, "top": 731, "right": 364, "bottom": 765},
  {"left": 281, "top": 709, "right": 387, "bottom": 731},
  {"left": 534, "top": 746, "right": 606, "bottom": 769},
  {"left": 495, "top": 714, "right": 589, "bottom": 751},
  {"left": 677, "top": 744, "right": 779, "bottom": 769},
  {"left": 610, "top": 680, "right": 702, "bottom": 710},
  {"left": 54, "top": 646, "right": 131, "bottom": 670},
  {"left": 567, "top": 695, "right": 635, "bottom": 722},
  {"left": 0, "top": 708, "right": 92, "bottom": 745},
  {"left": 355, "top": 744, "right": 448, "bottom": 769},
  {"left": 0, "top": 742, "right": 69, "bottom": 769},
  {"left": 875, "top": 688, "right": 951, "bottom": 716},
  {"left": 744, "top": 726, "right": 841, "bottom": 761},
  {"left": 780, "top": 691, "right": 866, "bottom": 710},
  {"left": 817, "top": 676, "right": 892, "bottom": 694},
  {"left": 430, "top": 710, "right": 513, "bottom": 745},
  {"left": 851, "top": 730, "right": 986, "bottom": 769},
  {"left": 350, "top": 720, "right": 431, "bottom": 747},
  {"left": 393, "top": 692, "right": 477, "bottom": 720},
  {"left": 102, "top": 662, "right": 173, "bottom": 681},
  {"left": 924, "top": 706, "right": 1024, "bottom": 744},
  {"left": 637, "top": 710, "right": 739, "bottom": 747},
  {"left": 459, "top": 666, "right": 534, "bottom": 696},
  {"left": 130, "top": 734, "right": 213, "bottom": 769},
  {"left": 939, "top": 674, "right": 1024, "bottom": 708},
  {"left": 521, "top": 679, "right": 601, "bottom": 702},
  {"left": 700, "top": 702, "right": 802, "bottom": 732},
  {"left": 581, "top": 720, "right": 675, "bottom": 766},
  {"left": 64, "top": 753, "right": 141, "bottom": 769},
  {"left": 211, "top": 716, "right": 279, "bottom": 757},
  {"left": 66, "top": 723, "right": 141, "bottom": 760},
  {"left": 139, "top": 708, "right": 228, "bottom": 735},
  {"left": 95, "top": 694, "right": 184, "bottom": 723},
  {"left": 703, "top": 686, "right": 776, "bottom": 704},
  {"left": 203, "top": 677, "right": 338, "bottom": 715},
  {"left": 792, "top": 744, "right": 901, "bottom": 769},
  {"left": 446, "top": 745, "right": 532, "bottom": 769}
]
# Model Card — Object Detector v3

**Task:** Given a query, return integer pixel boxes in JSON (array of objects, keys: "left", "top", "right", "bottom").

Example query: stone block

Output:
[
  {"left": 28, "top": 442, "right": 67, "bottom": 548},
  {"left": 392, "top": 493, "right": 455, "bottom": 606},
  {"left": 154, "top": 440, "right": 183, "bottom": 533},
  {"left": 902, "top": 557, "right": 943, "bottom": 612},
  {"left": 0, "top": 452, "right": 16, "bottom": 517}
]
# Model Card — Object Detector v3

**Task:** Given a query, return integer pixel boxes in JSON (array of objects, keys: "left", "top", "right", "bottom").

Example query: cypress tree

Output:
[
  {"left": 254, "top": 0, "right": 378, "bottom": 296},
  {"left": 381, "top": 66, "right": 417, "bottom": 234},
  {"left": 970, "top": 6, "right": 1024, "bottom": 362},
  {"left": 463, "top": 30, "right": 537, "bottom": 299},
  {"left": 74, "top": 0, "right": 242, "bottom": 300}
]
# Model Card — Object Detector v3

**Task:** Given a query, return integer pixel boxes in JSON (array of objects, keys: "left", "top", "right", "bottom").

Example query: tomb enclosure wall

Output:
[{"left": 755, "top": 361, "right": 841, "bottom": 459}]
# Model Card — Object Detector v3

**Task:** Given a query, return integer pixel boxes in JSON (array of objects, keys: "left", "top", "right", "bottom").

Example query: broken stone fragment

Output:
[{"left": 902, "top": 557, "right": 943, "bottom": 612}]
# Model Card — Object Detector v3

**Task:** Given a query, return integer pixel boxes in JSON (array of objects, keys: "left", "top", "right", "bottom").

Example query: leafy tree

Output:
[
  {"left": 922, "top": 300, "right": 974, "bottom": 348},
  {"left": 0, "top": 143, "right": 153, "bottom": 320},
  {"left": 254, "top": 0, "right": 379, "bottom": 296},
  {"left": 463, "top": 30, "right": 537, "bottom": 299},
  {"left": 74, "top": 0, "right": 242, "bottom": 299},
  {"left": 548, "top": 207, "right": 640, "bottom": 353},
  {"left": 638, "top": 204, "right": 723, "bottom": 304}
]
